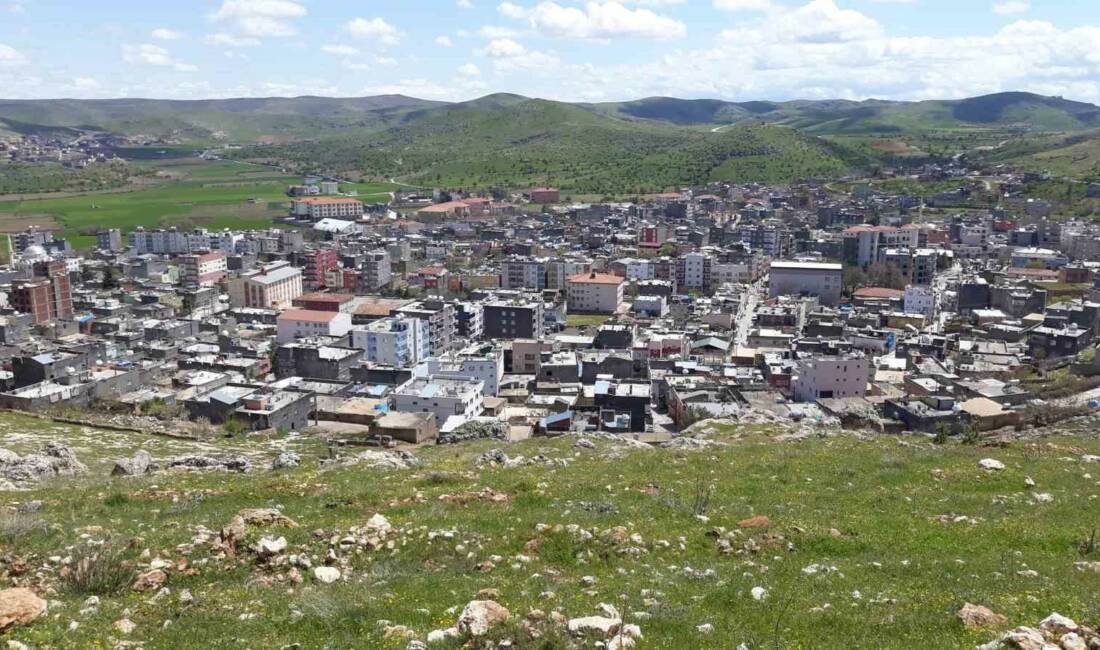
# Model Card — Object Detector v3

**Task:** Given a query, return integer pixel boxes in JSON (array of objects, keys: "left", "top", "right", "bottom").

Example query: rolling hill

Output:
[
  {"left": 594, "top": 92, "right": 1100, "bottom": 134},
  {"left": 237, "top": 95, "right": 870, "bottom": 193},
  {"left": 0, "top": 95, "right": 444, "bottom": 142}
]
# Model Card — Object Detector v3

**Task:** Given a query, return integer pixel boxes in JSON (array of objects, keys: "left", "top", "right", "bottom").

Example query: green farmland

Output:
[{"left": 0, "top": 159, "right": 399, "bottom": 249}]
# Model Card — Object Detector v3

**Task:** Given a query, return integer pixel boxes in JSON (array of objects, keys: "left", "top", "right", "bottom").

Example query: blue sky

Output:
[{"left": 1, "top": 0, "right": 1098, "bottom": 103}]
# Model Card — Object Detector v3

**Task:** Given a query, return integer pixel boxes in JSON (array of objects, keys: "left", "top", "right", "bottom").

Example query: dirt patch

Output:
[
  {"left": 0, "top": 214, "right": 60, "bottom": 233},
  {"left": 871, "top": 139, "right": 912, "bottom": 154}
]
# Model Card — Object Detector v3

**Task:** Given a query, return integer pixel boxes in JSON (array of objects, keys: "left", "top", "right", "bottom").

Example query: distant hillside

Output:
[
  {"left": 0, "top": 95, "right": 444, "bottom": 142},
  {"left": 975, "top": 128, "right": 1100, "bottom": 178},
  {"left": 595, "top": 92, "right": 1100, "bottom": 134},
  {"left": 238, "top": 95, "right": 868, "bottom": 193}
]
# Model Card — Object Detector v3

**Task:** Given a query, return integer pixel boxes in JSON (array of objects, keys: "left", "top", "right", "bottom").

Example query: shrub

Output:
[
  {"left": 62, "top": 544, "right": 135, "bottom": 596},
  {"left": 0, "top": 514, "right": 49, "bottom": 545}
]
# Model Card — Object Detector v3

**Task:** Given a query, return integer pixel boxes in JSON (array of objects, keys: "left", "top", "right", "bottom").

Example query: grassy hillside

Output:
[
  {"left": 0, "top": 95, "right": 444, "bottom": 142},
  {"left": 3, "top": 413, "right": 1100, "bottom": 648},
  {"left": 598, "top": 92, "right": 1100, "bottom": 135},
  {"left": 238, "top": 97, "right": 867, "bottom": 193},
  {"left": 976, "top": 129, "right": 1100, "bottom": 179}
]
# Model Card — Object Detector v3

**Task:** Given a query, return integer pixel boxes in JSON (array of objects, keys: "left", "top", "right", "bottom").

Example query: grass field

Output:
[
  {"left": 0, "top": 160, "right": 399, "bottom": 249},
  {"left": 4, "top": 414, "right": 1100, "bottom": 648},
  {"left": 566, "top": 314, "right": 611, "bottom": 328}
]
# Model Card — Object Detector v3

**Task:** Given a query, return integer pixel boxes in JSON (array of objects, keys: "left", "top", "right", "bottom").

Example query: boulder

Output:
[
  {"left": 313, "top": 567, "right": 341, "bottom": 584},
  {"left": 112, "top": 450, "right": 156, "bottom": 477},
  {"left": 1060, "top": 632, "right": 1087, "bottom": 650},
  {"left": 0, "top": 588, "right": 47, "bottom": 631},
  {"left": 979, "top": 458, "right": 1006, "bottom": 471},
  {"left": 271, "top": 452, "right": 301, "bottom": 470},
  {"left": 1001, "top": 626, "right": 1049, "bottom": 650},
  {"left": 1038, "top": 613, "right": 1077, "bottom": 636},
  {"left": 456, "top": 600, "right": 511, "bottom": 637},
  {"left": 0, "top": 442, "right": 86, "bottom": 485},
  {"left": 252, "top": 536, "right": 287, "bottom": 557},
  {"left": 958, "top": 603, "right": 1008, "bottom": 629},
  {"left": 166, "top": 454, "right": 251, "bottom": 472},
  {"left": 132, "top": 569, "right": 167, "bottom": 593},
  {"left": 567, "top": 615, "right": 621, "bottom": 638}
]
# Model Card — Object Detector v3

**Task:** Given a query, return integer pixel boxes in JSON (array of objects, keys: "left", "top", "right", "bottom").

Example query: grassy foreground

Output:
[{"left": 3, "top": 417, "right": 1100, "bottom": 648}]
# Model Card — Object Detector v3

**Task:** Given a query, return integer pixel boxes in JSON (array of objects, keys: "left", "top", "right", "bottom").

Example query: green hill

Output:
[
  {"left": 0, "top": 95, "right": 444, "bottom": 142},
  {"left": 595, "top": 92, "right": 1100, "bottom": 134},
  {"left": 3, "top": 411, "right": 1100, "bottom": 648},
  {"left": 238, "top": 96, "right": 867, "bottom": 193}
]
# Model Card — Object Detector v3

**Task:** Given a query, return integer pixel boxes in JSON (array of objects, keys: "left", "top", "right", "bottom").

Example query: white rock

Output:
[
  {"left": 253, "top": 536, "right": 287, "bottom": 557},
  {"left": 1060, "top": 632, "right": 1087, "bottom": 650},
  {"left": 1038, "top": 613, "right": 1077, "bottom": 635},
  {"left": 113, "top": 618, "right": 136, "bottom": 634},
  {"left": 456, "top": 600, "right": 510, "bottom": 637},
  {"left": 1032, "top": 493, "right": 1054, "bottom": 504},
  {"left": 427, "top": 627, "right": 459, "bottom": 644},
  {"left": 751, "top": 586, "right": 768, "bottom": 601},
  {"left": 696, "top": 623, "right": 715, "bottom": 634},
  {"left": 567, "top": 615, "right": 621, "bottom": 637},
  {"left": 312, "top": 567, "right": 341, "bottom": 584},
  {"left": 979, "top": 458, "right": 1005, "bottom": 471}
]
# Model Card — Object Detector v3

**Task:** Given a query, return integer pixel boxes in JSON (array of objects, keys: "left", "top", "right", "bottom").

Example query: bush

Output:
[
  {"left": 62, "top": 544, "right": 135, "bottom": 596},
  {"left": 0, "top": 514, "right": 49, "bottom": 545},
  {"left": 933, "top": 423, "right": 950, "bottom": 445}
]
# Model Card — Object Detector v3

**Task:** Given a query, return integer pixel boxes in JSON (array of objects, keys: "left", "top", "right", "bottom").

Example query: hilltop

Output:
[
  {"left": 240, "top": 96, "right": 867, "bottom": 193},
  {"left": 2, "top": 412, "right": 1100, "bottom": 648},
  {"left": 3, "top": 91, "right": 1097, "bottom": 142}
]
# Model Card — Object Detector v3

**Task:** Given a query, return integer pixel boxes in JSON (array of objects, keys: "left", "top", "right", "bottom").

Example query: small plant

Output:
[
  {"left": 103, "top": 492, "right": 130, "bottom": 508},
  {"left": 0, "top": 514, "right": 49, "bottom": 545},
  {"left": 1079, "top": 528, "right": 1098, "bottom": 557},
  {"left": 933, "top": 423, "right": 951, "bottom": 445},
  {"left": 62, "top": 543, "right": 135, "bottom": 596},
  {"left": 960, "top": 426, "right": 981, "bottom": 445}
]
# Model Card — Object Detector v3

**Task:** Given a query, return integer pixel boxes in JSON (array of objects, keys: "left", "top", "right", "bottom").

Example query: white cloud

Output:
[
  {"left": 322, "top": 44, "right": 359, "bottom": 56},
  {"left": 209, "top": 0, "right": 306, "bottom": 37},
  {"left": 457, "top": 0, "right": 474, "bottom": 7},
  {"left": 347, "top": 17, "right": 403, "bottom": 46},
  {"left": 713, "top": 0, "right": 771, "bottom": 10},
  {"left": 435, "top": 35, "right": 454, "bottom": 47},
  {"left": 205, "top": 32, "right": 261, "bottom": 47},
  {"left": 458, "top": 62, "right": 482, "bottom": 76},
  {"left": 375, "top": 56, "right": 398, "bottom": 66},
  {"left": 499, "top": 1, "right": 686, "bottom": 41},
  {"left": 361, "top": 78, "right": 483, "bottom": 101},
  {"left": 0, "top": 43, "right": 25, "bottom": 66},
  {"left": 122, "top": 43, "right": 197, "bottom": 72},
  {"left": 478, "top": 25, "right": 524, "bottom": 39},
  {"left": 993, "top": 1, "right": 1029, "bottom": 15},
  {"left": 721, "top": 0, "right": 881, "bottom": 44},
  {"left": 151, "top": 28, "right": 185, "bottom": 40},
  {"left": 480, "top": 38, "right": 560, "bottom": 72}
]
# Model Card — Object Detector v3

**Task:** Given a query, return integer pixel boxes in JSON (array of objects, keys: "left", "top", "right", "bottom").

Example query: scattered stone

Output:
[
  {"left": 252, "top": 536, "right": 287, "bottom": 558},
  {"left": 1038, "top": 613, "right": 1077, "bottom": 636},
  {"left": 0, "top": 442, "right": 87, "bottom": 486},
  {"left": 958, "top": 603, "right": 1008, "bottom": 629},
  {"left": 567, "top": 615, "right": 621, "bottom": 638},
  {"left": 751, "top": 586, "right": 768, "bottom": 601},
  {"left": 978, "top": 458, "right": 1006, "bottom": 471},
  {"left": 113, "top": 618, "right": 136, "bottom": 635},
  {"left": 1060, "top": 632, "right": 1088, "bottom": 650},
  {"left": 271, "top": 452, "right": 301, "bottom": 470},
  {"left": 132, "top": 569, "right": 167, "bottom": 593},
  {"left": 696, "top": 623, "right": 714, "bottom": 634},
  {"left": 573, "top": 438, "right": 596, "bottom": 449},
  {"left": 112, "top": 450, "right": 156, "bottom": 477},
  {"left": 738, "top": 515, "right": 771, "bottom": 529},
  {"left": 427, "top": 627, "right": 460, "bottom": 644},
  {"left": 313, "top": 567, "right": 341, "bottom": 584},
  {"left": 0, "top": 588, "right": 47, "bottom": 632},
  {"left": 1001, "top": 626, "right": 1047, "bottom": 650},
  {"left": 439, "top": 420, "right": 508, "bottom": 445},
  {"left": 217, "top": 508, "right": 299, "bottom": 553},
  {"left": 456, "top": 600, "right": 511, "bottom": 637},
  {"left": 166, "top": 454, "right": 251, "bottom": 472}
]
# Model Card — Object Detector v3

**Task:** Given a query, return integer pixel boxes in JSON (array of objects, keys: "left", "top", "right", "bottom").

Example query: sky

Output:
[{"left": 1, "top": 0, "right": 1099, "bottom": 104}]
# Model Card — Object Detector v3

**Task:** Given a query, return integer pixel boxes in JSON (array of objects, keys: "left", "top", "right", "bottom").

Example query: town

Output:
[{"left": 0, "top": 162, "right": 1096, "bottom": 447}]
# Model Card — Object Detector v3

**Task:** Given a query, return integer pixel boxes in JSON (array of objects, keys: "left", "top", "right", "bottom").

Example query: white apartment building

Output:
[
  {"left": 680, "top": 252, "right": 708, "bottom": 289},
  {"left": 421, "top": 347, "right": 505, "bottom": 397},
  {"left": 290, "top": 197, "right": 365, "bottom": 220},
  {"left": 391, "top": 376, "right": 485, "bottom": 428},
  {"left": 276, "top": 309, "right": 352, "bottom": 343},
  {"left": 622, "top": 258, "right": 654, "bottom": 281},
  {"left": 713, "top": 262, "right": 753, "bottom": 285},
  {"left": 904, "top": 285, "right": 935, "bottom": 318},
  {"left": 351, "top": 316, "right": 430, "bottom": 367},
  {"left": 566, "top": 272, "right": 625, "bottom": 314},
  {"left": 768, "top": 261, "right": 843, "bottom": 306},
  {"left": 791, "top": 355, "right": 870, "bottom": 402}
]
